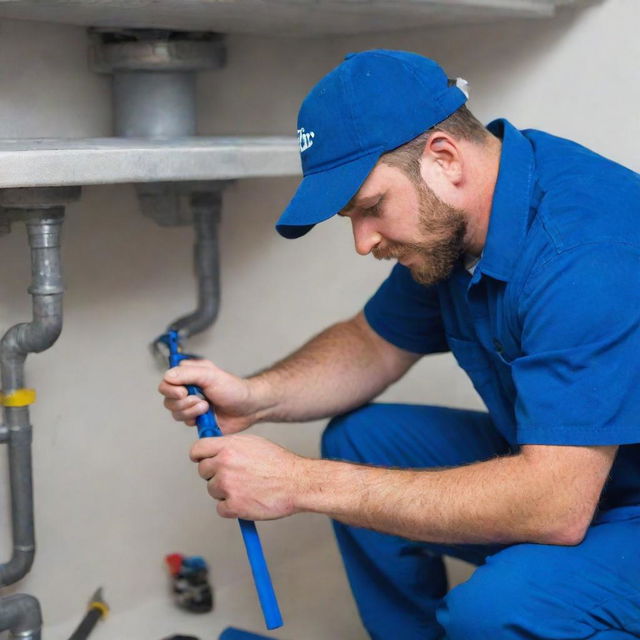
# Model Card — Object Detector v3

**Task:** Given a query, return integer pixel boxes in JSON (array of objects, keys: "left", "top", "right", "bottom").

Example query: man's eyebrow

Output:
[
  {"left": 340, "top": 197, "right": 358, "bottom": 215},
  {"left": 337, "top": 201, "right": 355, "bottom": 217}
]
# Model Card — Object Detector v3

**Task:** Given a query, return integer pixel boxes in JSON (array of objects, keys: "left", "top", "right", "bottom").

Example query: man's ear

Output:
[{"left": 419, "top": 132, "right": 463, "bottom": 187}]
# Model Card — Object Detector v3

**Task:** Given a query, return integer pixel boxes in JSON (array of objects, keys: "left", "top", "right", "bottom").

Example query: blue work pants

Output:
[{"left": 321, "top": 403, "right": 640, "bottom": 639}]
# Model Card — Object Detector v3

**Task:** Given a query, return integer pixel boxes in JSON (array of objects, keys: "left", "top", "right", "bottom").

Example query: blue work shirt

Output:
[{"left": 364, "top": 119, "right": 640, "bottom": 511}]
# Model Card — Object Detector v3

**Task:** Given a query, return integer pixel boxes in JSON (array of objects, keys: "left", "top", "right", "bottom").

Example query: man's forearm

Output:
[
  {"left": 295, "top": 456, "right": 550, "bottom": 545},
  {"left": 249, "top": 313, "right": 419, "bottom": 424},
  {"left": 294, "top": 445, "right": 613, "bottom": 546}
]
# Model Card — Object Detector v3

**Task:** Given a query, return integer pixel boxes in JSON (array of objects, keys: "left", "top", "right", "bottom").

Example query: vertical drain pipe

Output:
[
  {"left": 169, "top": 191, "right": 222, "bottom": 338},
  {"left": 90, "top": 29, "right": 228, "bottom": 342},
  {"left": 0, "top": 187, "right": 79, "bottom": 640}
]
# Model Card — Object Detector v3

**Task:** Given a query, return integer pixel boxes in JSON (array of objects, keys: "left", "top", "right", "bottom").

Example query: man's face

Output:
[{"left": 340, "top": 162, "right": 468, "bottom": 287}]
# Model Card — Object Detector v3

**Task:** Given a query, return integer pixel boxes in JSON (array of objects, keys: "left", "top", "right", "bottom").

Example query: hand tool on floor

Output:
[
  {"left": 165, "top": 553, "right": 214, "bottom": 613},
  {"left": 67, "top": 587, "right": 109, "bottom": 640},
  {"left": 157, "top": 329, "right": 283, "bottom": 631}
]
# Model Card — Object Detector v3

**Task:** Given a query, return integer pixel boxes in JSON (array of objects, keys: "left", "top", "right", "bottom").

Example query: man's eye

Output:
[{"left": 362, "top": 202, "right": 381, "bottom": 217}]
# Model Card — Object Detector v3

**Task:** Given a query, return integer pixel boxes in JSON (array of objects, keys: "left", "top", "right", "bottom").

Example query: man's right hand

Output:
[
  {"left": 158, "top": 359, "right": 262, "bottom": 434},
  {"left": 158, "top": 312, "right": 419, "bottom": 430}
]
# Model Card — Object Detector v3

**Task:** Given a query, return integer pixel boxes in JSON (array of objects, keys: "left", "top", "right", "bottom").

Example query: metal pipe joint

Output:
[{"left": 0, "top": 594, "right": 42, "bottom": 640}]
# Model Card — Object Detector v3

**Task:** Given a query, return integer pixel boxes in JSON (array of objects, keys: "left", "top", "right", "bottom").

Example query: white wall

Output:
[{"left": 0, "top": 0, "right": 638, "bottom": 637}]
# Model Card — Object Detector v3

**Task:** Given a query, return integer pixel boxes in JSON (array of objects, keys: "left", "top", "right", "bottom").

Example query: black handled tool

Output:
[{"left": 68, "top": 587, "right": 109, "bottom": 640}]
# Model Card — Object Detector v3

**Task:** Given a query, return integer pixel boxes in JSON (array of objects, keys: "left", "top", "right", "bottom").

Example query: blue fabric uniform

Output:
[{"left": 323, "top": 120, "right": 640, "bottom": 638}]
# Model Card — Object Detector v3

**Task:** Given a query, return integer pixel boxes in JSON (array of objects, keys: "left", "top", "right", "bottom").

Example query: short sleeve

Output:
[
  {"left": 513, "top": 243, "right": 640, "bottom": 445},
  {"left": 363, "top": 263, "right": 449, "bottom": 355}
]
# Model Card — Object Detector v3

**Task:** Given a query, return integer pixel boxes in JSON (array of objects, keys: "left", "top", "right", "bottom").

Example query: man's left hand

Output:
[{"left": 190, "top": 434, "right": 307, "bottom": 521}]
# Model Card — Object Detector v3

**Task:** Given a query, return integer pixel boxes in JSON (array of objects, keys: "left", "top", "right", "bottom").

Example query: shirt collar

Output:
[{"left": 475, "top": 118, "right": 536, "bottom": 283}]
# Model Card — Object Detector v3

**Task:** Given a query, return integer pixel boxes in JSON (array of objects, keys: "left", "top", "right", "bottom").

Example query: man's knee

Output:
[
  {"left": 437, "top": 548, "right": 599, "bottom": 640},
  {"left": 437, "top": 571, "right": 497, "bottom": 639},
  {"left": 322, "top": 402, "right": 468, "bottom": 467},
  {"left": 437, "top": 560, "right": 534, "bottom": 640},
  {"left": 323, "top": 404, "right": 505, "bottom": 471},
  {"left": 321, "top": 405, "right": 374, "bottom": 462}
]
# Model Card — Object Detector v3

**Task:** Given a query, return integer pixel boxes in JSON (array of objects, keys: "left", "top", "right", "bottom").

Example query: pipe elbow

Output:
[
  {"left": 20, "top": 317, "right": 63, "bottom": 354},
  {"left": 0, "top": 310, "right": 63, "bottom": 362},
  {"left": 0, "top": 548, "right": 35, "bottom": 587},
  {"left": 0, "top": 324, "right": 28, "bottom": 357},
  {"left": 0, "top": 593, "right": 42, "bottom": 639},
  {"left": 171, "top": 298, "right": 220, "bottom": 338}
]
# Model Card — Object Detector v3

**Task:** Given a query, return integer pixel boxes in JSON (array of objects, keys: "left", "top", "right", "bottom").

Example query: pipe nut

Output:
[
  {"left": 90, "top": 30, "right": 226, "bottom": 73},
  {"left": 0, "top": 188, "right": 80, "bottom": 209}
]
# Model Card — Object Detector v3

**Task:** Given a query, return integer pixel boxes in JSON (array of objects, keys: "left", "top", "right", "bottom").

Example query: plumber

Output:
[{"left": 159, "top": 50, "right": 640, "bottom": 639}]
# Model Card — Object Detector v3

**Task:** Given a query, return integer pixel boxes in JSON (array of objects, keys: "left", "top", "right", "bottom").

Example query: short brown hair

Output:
[{"left": 382, "top": 104, "right": 490, "bottom": 180}]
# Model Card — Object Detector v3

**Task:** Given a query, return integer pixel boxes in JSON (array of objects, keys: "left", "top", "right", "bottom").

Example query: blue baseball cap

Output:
[{"left": 276, "top": 49, "right": 468, "bottom": 239}]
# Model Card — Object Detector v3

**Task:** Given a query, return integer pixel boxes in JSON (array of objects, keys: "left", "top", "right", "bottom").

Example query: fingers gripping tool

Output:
[{"left": 159, "top": 330, "right": 283, "bottom": 630}]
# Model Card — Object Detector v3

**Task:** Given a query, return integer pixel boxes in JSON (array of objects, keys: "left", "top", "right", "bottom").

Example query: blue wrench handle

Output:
[
  {"left": 186, "top": 384, "right": 223, "bottom": 438},
  {"left": 187, "top": 385, "right": 283, "bottom": 629},
  {"left": 237, "top": 518, "right": 283, "bottom": 630},
  {"left": 167, "top": 338, "right": 283, "bottom": 630}
]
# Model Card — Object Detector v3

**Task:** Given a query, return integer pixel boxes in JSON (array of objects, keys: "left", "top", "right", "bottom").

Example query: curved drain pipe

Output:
[
  {"left": 0, "top": 186, "right": 78, "bottom": 640},
  {"left": 0, "top": 211, "right": 64, "bottom": 587},
  {"left": 168, "top": 191, "right": 222, "bottom": 339}
]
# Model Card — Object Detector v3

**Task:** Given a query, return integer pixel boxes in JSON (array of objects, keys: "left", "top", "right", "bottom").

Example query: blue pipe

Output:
[{"left": 160, "top": 330, "right": 283, "bottom": 631}]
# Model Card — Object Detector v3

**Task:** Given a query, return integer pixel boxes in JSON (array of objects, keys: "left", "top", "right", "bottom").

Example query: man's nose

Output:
[{"left": 352, "top": 220, "right": 382, "bottom": 256}]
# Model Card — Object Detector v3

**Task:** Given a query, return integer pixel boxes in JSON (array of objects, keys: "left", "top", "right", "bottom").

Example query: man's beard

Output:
[{"left": 372, "top": 176, "right": 467, "bottom": 287}]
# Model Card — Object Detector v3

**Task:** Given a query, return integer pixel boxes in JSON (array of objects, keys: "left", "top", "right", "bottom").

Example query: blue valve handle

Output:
[{"left": 162, "top": 330, "right": 283, "bottom": 630}]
